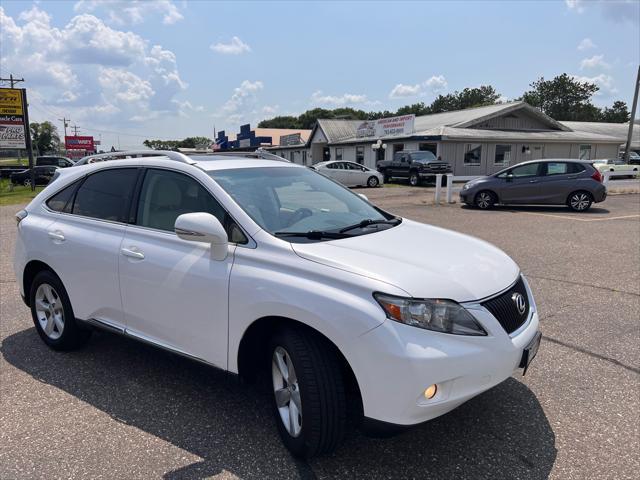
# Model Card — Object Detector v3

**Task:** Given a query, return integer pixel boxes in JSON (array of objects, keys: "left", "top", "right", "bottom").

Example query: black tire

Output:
[
  {"left": 381, "top": 170, "right": 391, "bottom": 183},
  {"left": 268, "top": 327, "right": 346, "bottom": 458},
  {"left": 475, "top": 190, "right": 496, "bottom": 210},
  {"left": 29, "top": 270, "right": 91, "bottom": 351},
  {"left": 23, "top": 179, "right": 31, "bottom": 187},
  {"left": 409, "top": 171, "right": 420, "bottom": 186},
  {"left": 367, "top": 176, "right": 379, "bottom": 188},
  {"left": 567, "top": 191, "right": 593, "bottom": 212}
]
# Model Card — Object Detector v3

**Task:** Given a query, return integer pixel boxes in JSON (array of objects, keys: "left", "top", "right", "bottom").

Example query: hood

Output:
[{"left": 291, "top": 220, "right": 519, "bottom": 302}]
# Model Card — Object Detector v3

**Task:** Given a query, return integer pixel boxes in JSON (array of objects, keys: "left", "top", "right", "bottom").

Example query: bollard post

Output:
[
  {"left": 446, "top": 174, "right": 454, "bottom": 203},
  {"left": 602, "top": 171, "right": 610, "bottom": 185},
  {"left": 434, "top": 174, "right": 442, "bottom": 205}
]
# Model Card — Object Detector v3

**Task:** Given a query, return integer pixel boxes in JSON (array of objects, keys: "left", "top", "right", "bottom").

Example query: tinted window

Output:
[
  {"left": 510, "top": 163, "right": 539, "bottom": 177},
  {"left": 73, "top": 168, "right": 138, "bottom": 222},
  {"left": 569, "top": 163, "right": 586, "bottom": 174},
  {"left": 46, "top": 181, "right": 79, "bottom": 213},
  {"left": 545, "top": 162, "right": 569, "bottom": 176},
  {"left": 410, "top": 151, "right": 437, "bottom": 162},
  {"left": 136, "top": 169, "right": 246, "bottom": 243}
]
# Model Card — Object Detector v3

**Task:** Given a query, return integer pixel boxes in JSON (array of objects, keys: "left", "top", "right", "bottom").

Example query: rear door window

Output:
[
  {"left": 510, "top": 163, "right": 540, "bottom": 177},
  {"left": 72, "top": 168, "right": 139, "bottom": 222}
]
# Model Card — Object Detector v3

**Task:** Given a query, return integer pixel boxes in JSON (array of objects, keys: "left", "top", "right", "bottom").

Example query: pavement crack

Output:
[
  {"left": 542, "top": 334, "right": 639, "bottom": 375},
  {"left": 525, "top": 274, "right": 640, "bottom": 297}
]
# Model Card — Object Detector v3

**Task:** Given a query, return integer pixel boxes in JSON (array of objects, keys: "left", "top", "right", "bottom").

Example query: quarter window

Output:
[
  {"left": 356, "top": 146, "right": 365, "bottom": 164},
  {"left": 136, "top": 169, "right": 246, "bottom": 243},
  {"left": 46, "top": 181, "right": 79, "bottom": 213},
  {"left": 494, "top": 145, "right": 512, "bottom": 165},
  {"left": 464, "top": 144, "right": 482, "bottom": 165},
  {"left": 335, "top": 148, "right": 343, "bottom": 161},
  {"left": 546, "top": 162, "right": 569, "bottom": 175},
  {"left": 72, "top": 168, "right": 138, "bottom": 222},
  {"left": 579, "top": 144, "right": 592, "bottom": 160}
]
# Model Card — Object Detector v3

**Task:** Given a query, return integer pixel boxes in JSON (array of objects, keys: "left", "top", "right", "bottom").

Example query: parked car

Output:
[
  {"left": 593, "top": 158, "right": 639, "bottom": 178},
  {"left": 626, "top": 152, "right": 640, "bottom": 165},
  {"left": 460, "top": 160, "right": 606, "bottom": 212},
  {"left": 10, "top": 165, "right": 59, "bottom": 187},
  {"left": 15, "top": 152, "right": 540, "bottom": 457},
  {"left": 376, "top": 150, "right": 451, "bottom": 186},
  {"left": 0, "top": 156, "right": 73, "bottom": 178},
  {"left": 312, "top": 161, "right": 384, "bottom": 187}
]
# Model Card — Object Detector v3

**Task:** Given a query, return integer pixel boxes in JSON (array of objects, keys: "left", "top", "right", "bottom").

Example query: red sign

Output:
[{"left": 65, "top": 135, "right": 94, "bottom": 150}]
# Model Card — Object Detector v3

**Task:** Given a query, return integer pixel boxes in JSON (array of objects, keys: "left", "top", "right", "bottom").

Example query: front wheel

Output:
[
  {"left": 367, "top": 176, "right": 379, "bottom": 188},
  {"left": 23, "top": 179, "right": 31, "bottom": 187},
  {"left": 409, "top": 172, "right": 420, "bottom": 186},
  {"left": 475, "top": 191, "right": 495, "bottom": 209},
  {"left": 269, "top": 328, "right": 346, "bottom": 458},
  {"left": 567, "top": 191, "right": 593, "bottom": 212}
]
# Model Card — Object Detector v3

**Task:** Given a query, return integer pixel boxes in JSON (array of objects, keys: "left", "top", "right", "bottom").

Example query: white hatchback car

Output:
[
  {"left": 14, "top": 152, "right": 541, "bottom": 457},
  {"left": 312, "top": 160, "right": 384, "bottom": 188}
]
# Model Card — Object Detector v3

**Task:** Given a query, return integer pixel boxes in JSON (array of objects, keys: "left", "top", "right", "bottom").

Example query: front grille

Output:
[{"left": 482, "top": 277, "right": 530, "bottom": 334}]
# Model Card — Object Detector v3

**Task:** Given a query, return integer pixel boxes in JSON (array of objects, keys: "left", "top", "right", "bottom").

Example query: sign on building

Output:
[
  {"left": 65, "top": 135, "right": 95, "bottom": 151},
  {"left": 0, "top": 88, "right": 26, "bottom": 149},
  {"left": 279, "top": 133, "right": 304, "bottom": 146},
  {"left": 356, "top": 114, "right": 415, "bottom": 139}
]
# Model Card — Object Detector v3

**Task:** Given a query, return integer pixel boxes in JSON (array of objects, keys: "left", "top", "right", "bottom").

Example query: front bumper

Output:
[
  {"left": 418, "top": 171, "right": 452, "bottom": 178},
  {"left": 350, "top": 297, "right": 540, "bottom": 426}
]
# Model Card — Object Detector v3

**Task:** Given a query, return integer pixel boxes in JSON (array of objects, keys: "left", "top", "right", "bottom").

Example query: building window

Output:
[
  {"left": 356, "top": 146, "right": 364, "bottom": 164},
  {"left": 392, "top": 144, "right": 404, "bottom": 155},
  {"left": 290, "top": 151, "right": 296, "bottom": 162},
  {"left": 419, "top": 143, "right": 437, "bottom": 155},
  {"left": 464, "top": 144, "right": 482, "bottom": 165},
  {"left": 579, "top": 144, "right": 592, "bottom": 160},
  {"left": 494, "top": 144, "right": 512, "bottom": 165},
  {"left": 335, "top": 147, "right": 343, "bottom": 160}
]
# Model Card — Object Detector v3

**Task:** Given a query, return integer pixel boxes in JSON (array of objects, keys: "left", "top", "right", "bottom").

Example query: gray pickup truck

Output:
[{"left": 376, "top": 150, "right": 452, "bottom": 186}]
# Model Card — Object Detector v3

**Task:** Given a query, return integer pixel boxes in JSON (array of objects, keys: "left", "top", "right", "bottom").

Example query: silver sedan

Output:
[{"left": 312, "top": 161, "right": 384, "bottom": 187}]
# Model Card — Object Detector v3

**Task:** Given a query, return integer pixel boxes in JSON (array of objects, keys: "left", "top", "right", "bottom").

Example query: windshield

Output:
[
  {"left": 411, "top": 151, "right": 437, "bottom": 162},
  {"left": 209, "top": 166, "right": 395, "bottom": 241}
]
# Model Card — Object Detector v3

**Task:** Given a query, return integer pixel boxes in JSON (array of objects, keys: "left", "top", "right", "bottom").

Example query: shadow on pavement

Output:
[
  {"left": 460, "top": 204, "right": 610, "bottom": 215},
  {"left": 2, "top": 327, "right": 557, "bottom": 479}
]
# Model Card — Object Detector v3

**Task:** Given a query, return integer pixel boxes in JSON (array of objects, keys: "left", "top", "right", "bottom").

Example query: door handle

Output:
[
  {"left": 47, "top": 231, "right": 65, "bottom": 242},
  {"left": 121, "top": 247, "right": 145, "bottom": 260},
  {"left": 529, "top": 180, "right": 538, "bottom": 183}
]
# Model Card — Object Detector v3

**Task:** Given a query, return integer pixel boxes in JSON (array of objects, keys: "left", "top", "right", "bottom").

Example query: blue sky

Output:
[{"left": 1, "top": 0, "right": 638, "bottom": 150}]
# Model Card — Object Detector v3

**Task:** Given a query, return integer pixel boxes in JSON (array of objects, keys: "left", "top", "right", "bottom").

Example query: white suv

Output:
[{"left": 14, "top": 152, "right": 541, "bottom": 457}]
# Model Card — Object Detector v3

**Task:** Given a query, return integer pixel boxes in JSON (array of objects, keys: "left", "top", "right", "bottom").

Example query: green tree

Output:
[
  {"left": 30, "top": 121, "right": 60, "bottom": 154},
  {"left": 297, "top": 108, "right": 337, "bottom": 129},
  {"left": 258, "top": 116, "right": 301, "bottom": 128},
  {"left": 428, "top": 86, "right": 501, "bottom": 113},
  {"left": 177, "top": 136, "right": 212, "bottom": 148},
  {"left": 521, "top": 73, "right": 602, "bottom": 121},
  {"left": 143, "top": 139, "right": 179, "bottom": 150},
  {"left": 601, "top": 100, "right": 631, "bottom": 123},
  {"left": 396, "top": 102, "right": 430, "bottom": 116}
]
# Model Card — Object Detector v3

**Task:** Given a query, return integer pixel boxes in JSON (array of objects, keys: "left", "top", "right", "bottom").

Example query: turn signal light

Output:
[{"left": 424, "top": 384, "right": 438, "bottom": 400}]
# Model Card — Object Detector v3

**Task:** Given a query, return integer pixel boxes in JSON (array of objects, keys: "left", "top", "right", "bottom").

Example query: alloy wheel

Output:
[
  {"left": 476, "top": 192, "right": 493, "bottom": 209},
  {"left": 23, "top": 179, "right": 31, "bottom": 187},
  {"left": 368, "top": 176, "right": 379, "bottom": 187},
  {"left": 409, "top": 174, "right": 418, "bottom": 186},
  {"left": 570, "top": 193, "right": 590, "bottom": 211},
  {"left": 272, "top": 346, "right": 302, "bottom": 437},
  {"left": 34, "top": 283, "right": 65, "bottom": 340}
]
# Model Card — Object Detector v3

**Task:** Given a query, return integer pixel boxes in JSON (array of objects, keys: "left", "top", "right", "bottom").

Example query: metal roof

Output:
[{"left": 561, "top": 121, "right": 639, "bottom": 148}]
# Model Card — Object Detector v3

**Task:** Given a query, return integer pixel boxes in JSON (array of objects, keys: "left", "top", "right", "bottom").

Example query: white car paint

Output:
[
  {"left": 14, "top": 156, "right": 539, "bottom": 434},
  {"left": 313, "top": 160, "right": 384, "bottom": 187}
]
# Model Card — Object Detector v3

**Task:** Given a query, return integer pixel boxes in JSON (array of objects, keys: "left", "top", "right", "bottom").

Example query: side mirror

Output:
[
  {"left": 361, "top": 167, "right": 366, "bottom": 171},
  {"left": 175, "top": 212, "right": 229, "bottom": 261},
  {"left": 506, "top": 173, "right": 514, "bottom": 182},
  {"left": 357, "top": 193, "right": 369, "bottom": 201}
]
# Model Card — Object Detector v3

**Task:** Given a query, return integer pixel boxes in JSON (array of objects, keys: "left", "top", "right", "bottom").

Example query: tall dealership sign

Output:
[
  {"left": 0, "top": 88, "right": 27, "bottom": 149},
  {"left": 355, "top": 114, "right": 415, "bottom": 139},
  {"left": 65, "top": 135, "right": 95, "bottom": 151}
]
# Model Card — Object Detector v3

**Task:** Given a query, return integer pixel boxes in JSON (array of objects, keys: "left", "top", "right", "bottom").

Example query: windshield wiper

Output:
[
  {"left": 338, "top": 217, "right": 402, "bottom": 233},
  {"left": 274, "top": 231, "right": 353, "bottom": 240}
]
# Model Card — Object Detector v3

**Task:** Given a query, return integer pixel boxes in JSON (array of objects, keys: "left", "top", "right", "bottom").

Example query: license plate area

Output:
[{"left": 519, "top": 331, "right": 542, "bottom": 375}]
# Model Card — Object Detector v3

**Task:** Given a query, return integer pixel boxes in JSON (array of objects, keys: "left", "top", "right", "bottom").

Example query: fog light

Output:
[{"left": 424, "top": 384, "right": 438, "bottom": 400}]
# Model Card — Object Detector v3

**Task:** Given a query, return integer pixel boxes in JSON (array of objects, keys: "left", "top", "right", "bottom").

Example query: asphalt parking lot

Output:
[{"left": 1, "top": 191, "right": 638, "bottom": 480}]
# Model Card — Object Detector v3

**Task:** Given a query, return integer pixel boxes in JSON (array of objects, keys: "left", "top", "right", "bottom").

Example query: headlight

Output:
[
  {"left": 463, "top": 183, "right": 472, "bottom": 190},
  {"left": 374, "top": 293, "right": 487, "bottom": 336}
]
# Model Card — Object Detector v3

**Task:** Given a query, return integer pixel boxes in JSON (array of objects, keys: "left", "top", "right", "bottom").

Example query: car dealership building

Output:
[{"left": 268, "top": 101, "right": 638, "bottom": 176}]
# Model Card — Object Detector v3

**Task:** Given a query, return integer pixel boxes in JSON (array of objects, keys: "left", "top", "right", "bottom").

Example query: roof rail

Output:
[
  {"left": 74, "top": 150, "right": 195, "bottom": 166},
  {"left": 204, "top": 148, "right": 290, "bottom": 163}
]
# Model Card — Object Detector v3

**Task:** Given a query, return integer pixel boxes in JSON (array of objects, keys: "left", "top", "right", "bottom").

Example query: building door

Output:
[{"left": 323, "top": 147, "right": 331, "bottom": 162}]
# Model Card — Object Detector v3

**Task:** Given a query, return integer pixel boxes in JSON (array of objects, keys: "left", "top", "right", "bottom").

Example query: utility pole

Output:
[
  {"left": 0, "top": 74, "right": 25, "bottom": 88},
  {"left": 623, "top": 65, "right": 639, "bottom": 162},
  {"left": 58, "top": 117, "right": 70, "bottom": 138},
  {"left": 70, "top": 124, "right": 81, "bottom": 136},
  {"left": 20, "top": 88, "right": 36, "bottom": 191}
]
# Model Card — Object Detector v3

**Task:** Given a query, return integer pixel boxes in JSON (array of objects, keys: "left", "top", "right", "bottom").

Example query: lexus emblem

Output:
[{"left": 512, "top": 293, "right": 526, "bottom": 315}]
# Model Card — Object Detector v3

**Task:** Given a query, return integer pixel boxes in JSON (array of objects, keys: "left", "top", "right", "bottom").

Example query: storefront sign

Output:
[
  {"left": 356, "top": 114, "right": 415, "bottom": 138},
  {"left": 0, "top": 89, "right": 26, "bottom": 148},
  {"left": 0, "top": 88, "right": 23, "bottom": 115},
  {"left": 279, "top": 133, "right": 304, "bottom": 146},
  {"left": 65, "top": 135, "right": 95, "bottom": 150}
]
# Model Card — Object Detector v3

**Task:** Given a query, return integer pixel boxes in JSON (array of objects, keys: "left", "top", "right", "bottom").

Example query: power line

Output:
[{"left": 0, "top": 74, "right": 24, "bottom": 88}]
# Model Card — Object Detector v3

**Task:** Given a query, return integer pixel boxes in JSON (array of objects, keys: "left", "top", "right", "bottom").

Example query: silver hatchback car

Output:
[{"left": 460, "top": 160, "right": 607, "bottom": 212}]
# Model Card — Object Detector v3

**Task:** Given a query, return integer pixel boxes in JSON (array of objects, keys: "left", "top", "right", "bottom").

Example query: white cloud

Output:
[
  {"left": 73, "top": 0, "right": 183, "bottom": 25},
  {"left": 580, "top": 54, "right": 610, "bottom": 69},
  {"left": 210, "top": 36, "right": 251, "bottom": 55},
  {"left": 572, "top": 74, "right": 617, "bottom": 95},
  {"left": 262, "top": 105, "right": 279, "bottom": 115},
  {"left": 565, "top": 0, "right": 584, "bottom": 13},
  {"left": 389, "top": 75, "right": 448, "bottom": 99},
  {"left": 310, "top": 91, "right": 369, "bottom": 106},
  {"left": 0, "top": 5, "right": 187, "bottom": 127},
  {"left": 566, "top": 0, "right": 639, "bottom": 24},
  {"left": 577, "top": 38, "right": 596, "bottom": 50},
  {"left": 220, "top": 80, "right": 264, "bottom": 116}
]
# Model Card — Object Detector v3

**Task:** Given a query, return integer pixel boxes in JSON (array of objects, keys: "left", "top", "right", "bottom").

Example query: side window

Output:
[
  {"left": 569, "top": 163, "right": 586, "bottom": 174},
  {"left": 46, "top": 181, "right": 80, "bottom": 213},
  {"left": 136, "top": 169, "right": 246, "bottom": 243},
  {"left": 72, "top": 168, "right": 138, "bottom": 222},
  {"left": 510, "top": 163, "right": 540, "bottom": 177},
  {"left": 545, "top": 162, "right": 569, "bottom": 176}
]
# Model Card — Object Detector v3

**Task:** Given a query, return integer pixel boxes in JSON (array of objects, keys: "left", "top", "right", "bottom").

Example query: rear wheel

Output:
[
  {"left": 475, "top": 191, "right": 496, "bottom": 210},
  {"left": 30, "top": 270, "right": 91, "bottom": 350},
  {"left": 269, "top": 328, "right": 346, "bottom": 458},
  {"left": 567, "top": 191, "right": 593, "bottom": 212},
  {"left": 23, "top": 179, "right": 31, "bottom": 187},
  {"left": 409, "top": 171, "right": 420, "bottom": 186},
  {"left": 367, "top": 176, "right": 379, "bottom": 188}
]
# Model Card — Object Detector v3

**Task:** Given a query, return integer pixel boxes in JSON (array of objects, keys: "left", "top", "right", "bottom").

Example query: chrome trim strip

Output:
[{"left": 174, "top": 227, "right": 206, "bottom": 237}]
